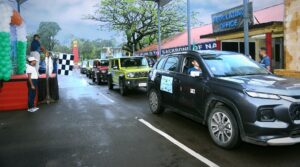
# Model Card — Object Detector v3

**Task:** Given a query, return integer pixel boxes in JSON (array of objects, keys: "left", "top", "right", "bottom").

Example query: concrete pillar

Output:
[
  {"left": 216, "top": 40, "right": 221, "bottom": 50},
  {"left": 266, "top": 33, "right": 272, "bottom": 68},
  {"left": 274, "top": 0, "right": 300, "bottom": 78}
]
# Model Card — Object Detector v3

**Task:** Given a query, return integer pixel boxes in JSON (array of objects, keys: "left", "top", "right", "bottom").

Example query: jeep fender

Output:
[{"left": 204, "top": 94, "right": 246, "bottom": 139}]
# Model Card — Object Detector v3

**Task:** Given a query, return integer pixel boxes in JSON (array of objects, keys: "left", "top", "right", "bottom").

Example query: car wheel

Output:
[
  {"left": 108, "top": 76, "right": 114, "bottom": 90},
  {"left": 208, "top": 106, "right": 240, "bottom": 149},
  {"left": 97, "top": 74, "right": 102, "bottom": 85},
  {"left": 92, "top": 74, "right": 96, "bottom": 82},
  {"left": 149, "top": 89, "right": 164, "bottom": 114},
  {"left": 119, "top": 79, "right": 127, "bottom": 96}
]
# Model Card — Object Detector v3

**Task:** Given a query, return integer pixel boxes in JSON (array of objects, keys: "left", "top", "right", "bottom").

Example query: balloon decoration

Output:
[{"left": 0, "top": 2, "right": 27, "bottom": 81}]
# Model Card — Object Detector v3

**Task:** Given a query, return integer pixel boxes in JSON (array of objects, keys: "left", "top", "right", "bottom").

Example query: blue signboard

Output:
[
  {"left": 137, "top": 41, "right": 217, "bottom": 56},
  {"left": 212, "top": 3, "right": 253, "bottom": 33}
]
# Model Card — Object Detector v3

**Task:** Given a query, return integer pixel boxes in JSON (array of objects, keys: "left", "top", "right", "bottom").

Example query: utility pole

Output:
[
  {"left": 243, "top": 0, "right": 249, "bottom": 56},
  {"left": 187, "top": 0, "right": 191, "bottom": 50},
  {"left": 157, "top": 1, "right": 161, "bottom": 57}
]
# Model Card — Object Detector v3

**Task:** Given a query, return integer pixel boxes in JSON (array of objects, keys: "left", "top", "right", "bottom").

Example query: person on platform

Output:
[
  {"left": 30, "top": 34, "right": 42, "bottom": 72},
  {"left": 259, "top": 47, "right": 271, "bottom": 71},
  {"left": 26, "top": 57, "right": 39, "bottom": 113}
]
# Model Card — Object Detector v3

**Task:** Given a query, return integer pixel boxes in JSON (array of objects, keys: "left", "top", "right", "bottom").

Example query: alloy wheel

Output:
[
  {"left": 149, "top": 91, "right": 158, "bottom": 112},
  {"left": 210, "top": 112, "right": 233, "bottom": 144}
]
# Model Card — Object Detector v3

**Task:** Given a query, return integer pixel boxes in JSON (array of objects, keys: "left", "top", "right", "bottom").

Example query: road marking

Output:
[
  {"left": 138, "top": 118, "right": 219, "bottom": 167},
  {"left": 98, "top": 92, "right": 115, "bottom": 103}
]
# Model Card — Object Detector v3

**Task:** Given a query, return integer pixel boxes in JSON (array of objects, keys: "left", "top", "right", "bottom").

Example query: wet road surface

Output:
[{"left": 1, "top": 70, "right": 300, "bottom": 167}]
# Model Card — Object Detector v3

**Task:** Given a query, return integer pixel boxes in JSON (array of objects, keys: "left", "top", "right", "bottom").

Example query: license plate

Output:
[{"left": 139, "top": 83, "right": 147, "bottom": 87}]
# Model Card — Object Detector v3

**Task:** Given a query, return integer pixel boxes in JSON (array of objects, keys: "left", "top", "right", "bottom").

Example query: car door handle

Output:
[{"left": 174, "top": 78, "right": 181, "bottom": 84}]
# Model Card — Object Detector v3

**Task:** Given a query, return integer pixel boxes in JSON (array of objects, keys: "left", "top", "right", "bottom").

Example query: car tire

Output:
[
  {"left": 119, "top": 79, "right": 127, "bottom": 96},
  {"left": 148, "top": 89, "right": 164, "bottom": 114},
  {"left": 208, "top": 106, "right": 240, "bottom": 149},
  {"left": 97, "top": 74, "right": 102, "bottom": 85},
  {"left": 92, "top": 73, "right": 96, "bottom": 82},
  {"left": 108, "top": 76, "right": 114, "bottom": 90}
]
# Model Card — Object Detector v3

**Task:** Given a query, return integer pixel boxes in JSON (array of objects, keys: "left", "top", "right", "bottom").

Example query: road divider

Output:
[{"left": 138, "top": 118, "right": 219, "bottom": 167}]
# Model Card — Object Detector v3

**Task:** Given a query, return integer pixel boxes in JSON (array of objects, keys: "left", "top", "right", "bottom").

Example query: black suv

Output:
[{"left": 147, "top": 50, "right": 300, "bottom": 149}]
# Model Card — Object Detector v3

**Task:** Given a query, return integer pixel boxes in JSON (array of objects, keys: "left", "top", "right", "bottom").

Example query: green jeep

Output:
[{"left": 107, "top": 56, "right": 151, "bottom": 95}]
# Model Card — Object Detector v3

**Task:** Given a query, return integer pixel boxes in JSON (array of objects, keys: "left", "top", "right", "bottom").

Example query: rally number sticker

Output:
[{"left": 160, "top": 76, "right": 173, "bottom": 94}]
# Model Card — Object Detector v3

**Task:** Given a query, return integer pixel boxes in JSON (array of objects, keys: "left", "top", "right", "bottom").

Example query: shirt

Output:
[
  {"left": 188, "top": 67, "right": 201, "bottom": 74},
  {"left": 260, "top": 55, "right": 271, "bottom": 68},
  {"left": 30, "top": 40, "right": 41, "bottom": 52},
  {"left": 26, "top": 64, "right": 38, "bottom": 79}
]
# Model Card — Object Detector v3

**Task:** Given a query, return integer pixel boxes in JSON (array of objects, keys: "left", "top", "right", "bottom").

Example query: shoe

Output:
[
  {"left": 27, "top": 108, "right": 35, "bottom": 112},
  {"left": 32, "top": 107, "right": 39, "bottom": 112}
]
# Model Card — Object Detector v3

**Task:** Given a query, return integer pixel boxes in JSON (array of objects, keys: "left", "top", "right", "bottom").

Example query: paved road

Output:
[{"left": 1, "top": 70, "right": 300, "bottom": 167}]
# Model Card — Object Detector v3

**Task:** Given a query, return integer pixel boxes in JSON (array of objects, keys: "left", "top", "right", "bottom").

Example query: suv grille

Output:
[
  {"left": 135, "top": 72, "right": 148, "bottom": 78},
  {"left": 290, "top": 104, "right": 300, "bottom": 121}
]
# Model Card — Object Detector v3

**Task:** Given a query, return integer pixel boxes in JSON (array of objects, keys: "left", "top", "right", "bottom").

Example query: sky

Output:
[{"left": 14, "top": 0, "right": 283, "bottom": 45}]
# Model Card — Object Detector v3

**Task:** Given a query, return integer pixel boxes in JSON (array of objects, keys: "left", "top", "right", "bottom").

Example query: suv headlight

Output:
[
  {"left": 127, "top": 72, "right": 135, "bottom": 78},
  {"left": 246, "top": 91, "right": 280, "bottom": 100}
]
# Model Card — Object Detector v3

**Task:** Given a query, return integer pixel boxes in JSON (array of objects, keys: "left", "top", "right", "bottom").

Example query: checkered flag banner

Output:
[{"left": 58, "top": 54, "right": 74, "bottom": 75}]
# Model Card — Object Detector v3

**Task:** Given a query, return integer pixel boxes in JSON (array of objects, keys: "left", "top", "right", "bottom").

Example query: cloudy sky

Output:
[{"left": 16, "top": 0, "right": 283, "bottom": 45}]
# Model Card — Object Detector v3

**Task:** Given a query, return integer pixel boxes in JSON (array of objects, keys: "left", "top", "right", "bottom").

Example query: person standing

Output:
[
  {"left": 30, "top": 34, "right": 41, "bottom": 72},
  {"left": 259, "top": 47, "right": 271, "bottom": 71},
  {"left": 26, "top": 57, "right": 39, "bottom": 113}
]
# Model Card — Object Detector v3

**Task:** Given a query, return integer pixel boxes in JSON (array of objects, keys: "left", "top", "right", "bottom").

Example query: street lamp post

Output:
[
  {"left": 15, "top": 0, "right": 28, "bottom": 13},
  {"left": 243, "top": 0, "right": 249, "bottom": 56},
  {"left": 143, "top": 0, "right": 171, "bottom": 57}
]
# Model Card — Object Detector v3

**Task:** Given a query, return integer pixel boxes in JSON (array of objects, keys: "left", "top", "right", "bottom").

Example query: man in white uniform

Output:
[{"left": 26, "top": 57, "right": 39, "bottom": 112}]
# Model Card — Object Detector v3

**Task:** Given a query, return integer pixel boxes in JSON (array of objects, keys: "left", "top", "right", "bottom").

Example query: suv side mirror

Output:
[{"left": 190, "top": 71, "right": 202, "bottom": 77}]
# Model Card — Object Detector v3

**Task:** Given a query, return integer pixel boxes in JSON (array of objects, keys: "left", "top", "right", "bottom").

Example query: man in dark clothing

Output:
[
  {"left": 259, "top": 47, "right": 271, "bottom": 71},
  {"left": 30, "top": 34, "right": 41, "bottom": 72},
  {"left": 30, "top": 34, "right": 41, "bottom": 52}
]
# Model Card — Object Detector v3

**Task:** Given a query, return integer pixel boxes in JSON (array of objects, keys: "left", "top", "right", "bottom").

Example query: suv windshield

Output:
[
  {"left": 121, "top": 57, "right": 148, "bottom": 67},
  {"left": 203, "top": 54, "right": 269, "bottom": 77},
  {"left": 100, "top": 60, "right": 109, "bottom": 66}
]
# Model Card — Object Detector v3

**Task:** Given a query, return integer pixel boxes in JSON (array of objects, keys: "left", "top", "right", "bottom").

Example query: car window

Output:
[
  {"left": 181, "top": 57, "right": 202, "bottom": 76},
  {"left": 120, "top": 57, "right": 148, "bottom": 67},
  {"left": 156, "top": 57, "right": 167, "bottom": 70},
  {"left": 100, "top": 60, "right": 109, "bottom": 66},
  {"left": 163, "top": 57, "right": 179, "bottom": 72},
  {"left": 203, "top": 54, "right": 269, "bottom": 77},
  {"left": 110, "top": 60, "right": 119, "bottom": 69}
]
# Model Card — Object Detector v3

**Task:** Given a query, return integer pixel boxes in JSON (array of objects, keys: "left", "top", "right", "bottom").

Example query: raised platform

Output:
[{"left": 274, "top": 69, "right": 300, "bottom": 79}]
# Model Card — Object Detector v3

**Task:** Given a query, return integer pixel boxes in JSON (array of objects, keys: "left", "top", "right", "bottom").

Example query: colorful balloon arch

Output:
[{"left": 0, "top": 3, "right": 27, "bottom": 81}]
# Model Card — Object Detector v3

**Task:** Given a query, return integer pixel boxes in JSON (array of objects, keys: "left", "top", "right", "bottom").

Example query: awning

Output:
[{"left": 200, "top": 21, "right": 283, "bottom": 40}]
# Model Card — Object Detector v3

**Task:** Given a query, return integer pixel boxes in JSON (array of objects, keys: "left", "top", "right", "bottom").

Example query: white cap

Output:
[{"left": 28, "top": 57, "right": 37, "bottom": 62}]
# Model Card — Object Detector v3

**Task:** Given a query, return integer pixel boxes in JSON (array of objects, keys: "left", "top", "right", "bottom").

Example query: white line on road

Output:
[
  {"left": 138, "top": 118, "right": 220, "bottom": 167},
  {"left": 98, "top": 92, "right": 115, "bottom": 103}
]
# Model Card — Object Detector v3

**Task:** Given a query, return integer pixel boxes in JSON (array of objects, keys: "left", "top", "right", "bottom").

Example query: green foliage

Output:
[
  {"left": 16, "top": 41, "right": 27, "bottom": 74},
  {"left": 37, "top": 22, "right": 61, "bottom": 51},
  {"left": 53, "top": 43, "right": 71, "bottom": 54},
  {"left": 0, "top": 32, "right": 12, "bottom": 81},
  {"left": 77, "top": 38, "right": 116, "bottom": 60},
  {"left": 88, "top": 0, "right": 186, "bottom": 53}
]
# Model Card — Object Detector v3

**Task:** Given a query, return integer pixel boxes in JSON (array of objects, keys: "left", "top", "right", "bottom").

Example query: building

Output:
[
  {"left": 201, "top": 3, "right": 284, "bottom": 70},
  {"left": 101, "top": 47, "right": 125, "bottom": 59},
  {"left": 138, "top": 3, "right": 285, "bottom": 70}
]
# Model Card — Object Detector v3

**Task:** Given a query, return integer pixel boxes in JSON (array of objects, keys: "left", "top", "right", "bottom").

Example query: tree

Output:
[
  {"left": 53, "top": 43, "right": 71, "bottom": 53},
  {"left": 76, "top": 38, "right": 116, "bottom": 60},
  {"left": 87, "top": 0, "right": 186, "bottom": 53},
  {"left": 37, "top": 22, "right": 61, "bottom": 51}
]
